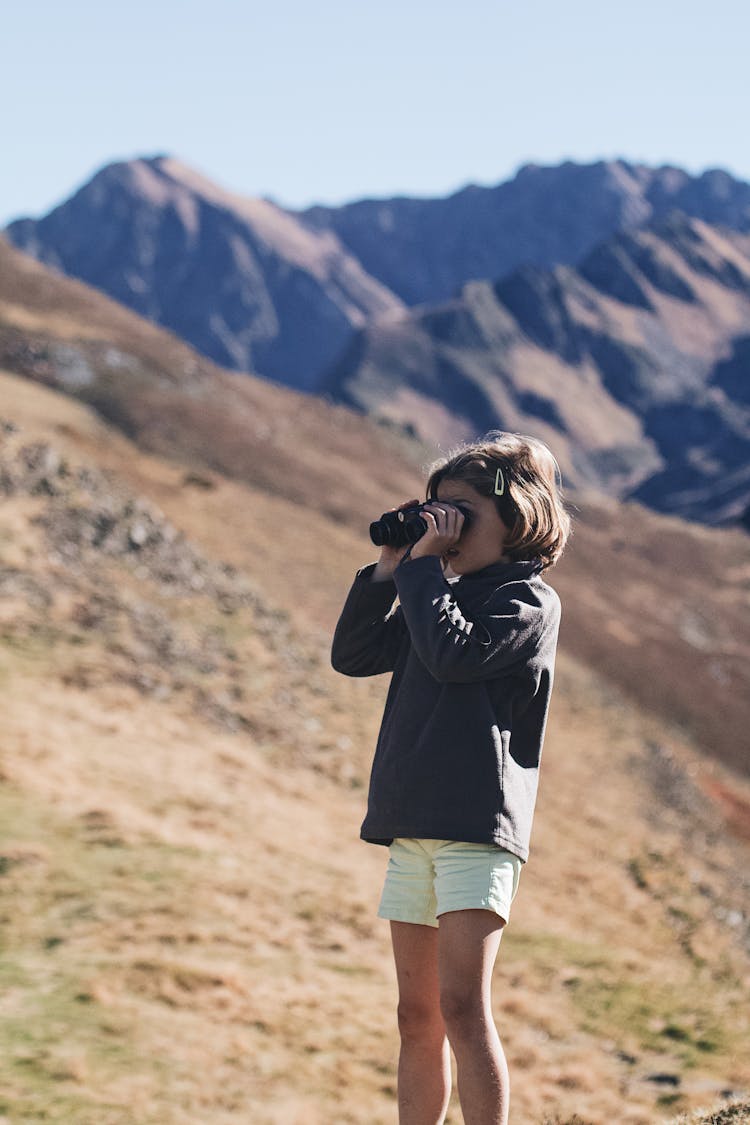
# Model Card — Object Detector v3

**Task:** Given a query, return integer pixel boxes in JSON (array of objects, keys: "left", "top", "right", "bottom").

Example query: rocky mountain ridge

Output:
[
  {"left": 301, "top": 159, "right": 750, "bottom": 305},
  {"left": 7, "top": 155, "right": 750, "bottom": 394},
  {"left": 325, "top": 213, "right": 750, "bottom": 526},
  {"left": 6, "top": 154, "right": 750, "bottom": 530}
]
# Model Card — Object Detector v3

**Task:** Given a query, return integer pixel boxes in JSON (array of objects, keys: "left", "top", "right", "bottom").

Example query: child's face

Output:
[{"left": 435, "top": 479, "right": 509, "bottom": 576}]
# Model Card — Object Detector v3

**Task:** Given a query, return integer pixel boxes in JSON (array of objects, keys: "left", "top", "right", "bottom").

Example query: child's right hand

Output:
[{"left": 371, "top": 499, "right": 421, "bottom": 581}]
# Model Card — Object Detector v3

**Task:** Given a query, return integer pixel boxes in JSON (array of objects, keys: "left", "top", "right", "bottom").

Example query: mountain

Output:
[
  {"left": 324, "top": 213, "right": 750, "bottom": 527},
  {"left": 4, "top": 156, "right": 404, "bottom": 392},
  {"left": 7, "top": 157, "right": 750, "bottom": 392},
  {"left": 7, "top": 154, "right": 750, "bottom": 531},
  {"left": 1, "top": 248, "right": 750, "bottom": 1123},
  {"left": 300, "top": 159, "right": 750, "bottom": 305}
]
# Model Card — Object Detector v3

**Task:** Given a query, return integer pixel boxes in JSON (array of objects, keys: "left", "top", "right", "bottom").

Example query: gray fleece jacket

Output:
[{"left": 331, "top": 554, "right": 561, "bottom": 862}]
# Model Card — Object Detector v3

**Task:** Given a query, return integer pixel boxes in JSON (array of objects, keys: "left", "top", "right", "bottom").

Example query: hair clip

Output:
[{"left": 494, "top": 467, "right": 505, "bottom": 496}]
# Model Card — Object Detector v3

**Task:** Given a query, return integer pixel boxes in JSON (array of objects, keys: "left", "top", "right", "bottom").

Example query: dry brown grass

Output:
[
  {"left": 1, "top": 374, "right": 749, "bottom": 1124},
  {"left": 552, "top": 494, "right": 750, "bottom": 774}
]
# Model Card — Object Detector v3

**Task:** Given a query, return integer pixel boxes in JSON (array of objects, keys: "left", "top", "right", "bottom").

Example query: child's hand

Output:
[
  {"left": 372, "top": 499, "right": 422, "bottom": 581},
  {"left": 409, "top": 502, "right": 465, "bottom": 561}
]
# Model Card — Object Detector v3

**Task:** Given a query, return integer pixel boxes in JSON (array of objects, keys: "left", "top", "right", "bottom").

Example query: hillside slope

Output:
[{"left": 1, "top": 371, "right": 750, "bottom": 1125}]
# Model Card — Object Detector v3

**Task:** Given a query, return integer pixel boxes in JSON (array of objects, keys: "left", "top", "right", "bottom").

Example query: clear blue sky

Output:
[{"left": 3, "top": 0, "right": 749, "bottom": 226}]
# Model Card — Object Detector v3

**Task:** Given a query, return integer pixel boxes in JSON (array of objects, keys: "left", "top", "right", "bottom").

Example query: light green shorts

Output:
[{"left": 378, "top": 837, "right": 523, "bottom": 929}]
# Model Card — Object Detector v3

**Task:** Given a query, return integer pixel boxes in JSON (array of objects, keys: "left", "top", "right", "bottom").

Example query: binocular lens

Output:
[{"left": 369, "top": 506, "right": 427, "bottom": 548}]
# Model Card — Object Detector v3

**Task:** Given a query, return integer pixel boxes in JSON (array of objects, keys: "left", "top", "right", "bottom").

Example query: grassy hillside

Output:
[{"left": 1, "top": 373, "right": 749, "bottom": 1124}]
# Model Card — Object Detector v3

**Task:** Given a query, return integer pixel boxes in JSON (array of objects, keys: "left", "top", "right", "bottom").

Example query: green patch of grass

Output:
[
  {"left": 0, "top": 783, "right": 211, "bottom": 1122},
  {"left": 0, "top": 948, "right": 171, "bottom": 1124},
  {"left": 504, "top": 929, "right": 737, "bottom": 1072},
  {"left": 694, "top": 1037, "right": 721, "bottom": 1053},
  {"left": 502, "top": 929, "right": 613, "bottom": 977},
  {"left": 541, "top": 1115, "right": 598, "bottom": 1125},
  {"left": 664, "top": 1022, "right": 691, "bottom": 1042},
  {"left": 1, "top": 785, "right": 202, "bottom": 941},
  {"left": 569, "top": 974, "right": 730, "bottom": 1067},
  {"left": 627, "top": 855, "right": 649, "bottom": 889},
  {"left": 658, "top": 1092, "right": 686, "bottom": 1109}
]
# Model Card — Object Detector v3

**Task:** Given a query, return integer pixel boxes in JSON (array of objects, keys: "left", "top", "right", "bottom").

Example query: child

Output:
[{"left": 331, "top": 432, "right": 570, "bottom": 1125}]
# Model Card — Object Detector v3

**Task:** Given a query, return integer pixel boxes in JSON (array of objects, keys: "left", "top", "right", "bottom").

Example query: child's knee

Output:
[
  {"left": 397, "top": 997, "right": 445, "bottom": 1042},
  {"left": 439, "top": 988, "right": 487, "bottom": 1038}
]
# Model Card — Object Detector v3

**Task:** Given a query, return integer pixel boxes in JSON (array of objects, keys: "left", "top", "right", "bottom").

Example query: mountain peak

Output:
[{"left": 5, "top": 154, "right": 403, "bottom": 390}]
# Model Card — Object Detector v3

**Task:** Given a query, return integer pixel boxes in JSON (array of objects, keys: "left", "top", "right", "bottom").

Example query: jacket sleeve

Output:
[
  {"left": 393, "top": 555, "right": 557, "bottom": 684},
  {"left": 331, "top": 563, "right": 407, "bottom": 677}
]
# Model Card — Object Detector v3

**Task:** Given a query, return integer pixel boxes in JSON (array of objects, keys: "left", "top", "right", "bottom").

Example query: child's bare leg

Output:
[
  {"left": 390, "top": 921, "right": 452, "bottom": 1125},
  {"left": 437, "top": 909, "right": 508, "bottom": 1125}
]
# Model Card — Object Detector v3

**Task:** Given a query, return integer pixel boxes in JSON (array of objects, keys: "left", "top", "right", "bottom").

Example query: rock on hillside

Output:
[
  {"left": 324, "top": 214, "right": 750, "bottom": 527},
  {"left": 300, "top": 159, "right": 750, "bottom": 305},
  {"left": 5, "top": 156, "right": 404, "bottom": 391},
  {"left": 0, "top": 418, "right": 348, "bottom": 764}
]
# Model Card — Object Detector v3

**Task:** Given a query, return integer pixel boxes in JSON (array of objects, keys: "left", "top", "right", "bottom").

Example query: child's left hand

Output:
[{"left": 409, "top": 503, "right": 465, "bottom": 561}]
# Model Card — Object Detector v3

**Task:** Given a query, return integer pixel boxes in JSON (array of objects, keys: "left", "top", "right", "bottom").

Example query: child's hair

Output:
[{"left": 426, "top": 431, "right": 571, "bottom": 569}]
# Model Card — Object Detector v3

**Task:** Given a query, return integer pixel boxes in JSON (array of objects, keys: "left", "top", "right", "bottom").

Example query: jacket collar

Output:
[{"left": 456, "top": 557, "right": 544, "bottom": 585}]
